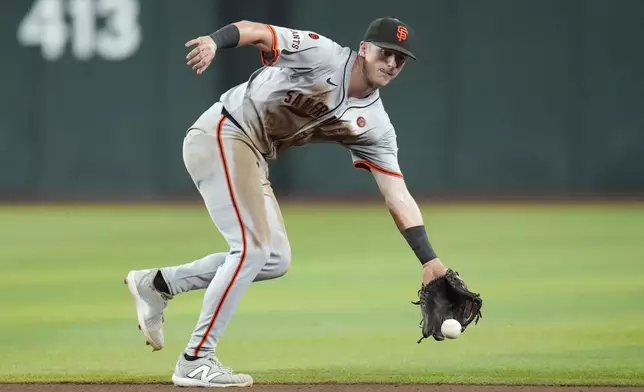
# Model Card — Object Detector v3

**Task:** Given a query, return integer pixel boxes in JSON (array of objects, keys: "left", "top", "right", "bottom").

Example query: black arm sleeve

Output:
[{"left": 209, "top": 24, "right": 240, "bottom": 49}]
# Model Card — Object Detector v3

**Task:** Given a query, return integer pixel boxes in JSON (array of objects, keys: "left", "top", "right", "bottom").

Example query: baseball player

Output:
[{"left": 125, "top": 17, "right": 482, "bottom": 388}]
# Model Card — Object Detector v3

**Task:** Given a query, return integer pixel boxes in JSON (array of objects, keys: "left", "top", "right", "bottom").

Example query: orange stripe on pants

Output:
[{"left": 193, "top": 115, "right": 248, "bottom": 357}]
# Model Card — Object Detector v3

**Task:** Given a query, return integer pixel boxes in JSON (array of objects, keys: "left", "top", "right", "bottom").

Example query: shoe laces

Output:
[{"left": 205, "top": 354, "right": 233, "bottom": 374}]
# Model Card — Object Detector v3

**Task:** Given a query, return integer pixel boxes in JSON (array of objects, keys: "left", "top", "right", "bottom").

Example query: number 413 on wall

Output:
[{"left": 17, "top": 0, "right": 141, "bottom": 61}]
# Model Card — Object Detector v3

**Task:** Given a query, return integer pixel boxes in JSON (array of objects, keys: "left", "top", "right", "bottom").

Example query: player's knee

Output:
[
  {"left": 266, "top": 230, "right": 291, "bottom": 278},
  {"left": 250, "top": 234, "right": 290, "bottom": 282},
  {"left": 272, "top": 239, "right": 291, "bottom": 278},
  {"left": 246, "top": 241, "right": 272, "bottom": 264}
]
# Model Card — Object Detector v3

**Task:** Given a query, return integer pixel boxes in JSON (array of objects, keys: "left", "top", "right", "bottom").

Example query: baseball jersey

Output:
[{"left": 220, "top": 24, "right": 403, "bottom": 177}]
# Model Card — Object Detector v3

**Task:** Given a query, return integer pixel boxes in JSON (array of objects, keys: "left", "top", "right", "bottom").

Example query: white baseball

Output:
[{"left": 441, "top": 319, "right": 462, "bottom": 339}]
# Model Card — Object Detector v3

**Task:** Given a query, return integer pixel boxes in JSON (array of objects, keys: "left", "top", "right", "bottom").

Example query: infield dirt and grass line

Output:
[
  {"left": 1, "top": 385, "right": 644, "bottom": 392},
  {"left": 1, "top": 204, "right": 643, "bottom": 390}
]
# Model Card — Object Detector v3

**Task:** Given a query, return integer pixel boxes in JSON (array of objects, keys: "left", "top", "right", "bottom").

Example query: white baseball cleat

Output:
[
  {"left": 172, "top": 352, "right": 254, "bottom": 387},
  {"left": 124, "top": 269, "right": 172, "bottom": 351}
]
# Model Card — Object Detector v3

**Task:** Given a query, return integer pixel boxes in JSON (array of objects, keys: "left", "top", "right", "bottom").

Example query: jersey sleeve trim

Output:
[
  {"left": 260, "top": 24, "right": 280, "bottom": 66},
  {"left": 353, "top": 160, "right": 403, "bottom": 178}
]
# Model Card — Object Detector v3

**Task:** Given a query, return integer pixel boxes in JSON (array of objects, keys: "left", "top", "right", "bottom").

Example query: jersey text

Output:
[{"left": 284, "top": 91, "right": 329, "bottom": 118}]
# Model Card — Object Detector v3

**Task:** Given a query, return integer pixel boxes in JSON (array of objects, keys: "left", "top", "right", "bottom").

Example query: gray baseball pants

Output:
[{"left": 159, "top": 102, "right": 291, "bottom": 357}]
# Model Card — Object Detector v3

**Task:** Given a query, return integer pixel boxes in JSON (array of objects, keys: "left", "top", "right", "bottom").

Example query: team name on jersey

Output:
[
  {"left": 289, "top": 30, "right": 301, "bottom": 50},
  {"left": 284, "top": 91, "right": 330, "bottom": 118}
]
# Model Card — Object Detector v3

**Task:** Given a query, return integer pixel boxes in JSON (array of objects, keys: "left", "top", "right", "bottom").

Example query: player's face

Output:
[{"left": 361, "top": 43, "right": 407, "bottom": 87}]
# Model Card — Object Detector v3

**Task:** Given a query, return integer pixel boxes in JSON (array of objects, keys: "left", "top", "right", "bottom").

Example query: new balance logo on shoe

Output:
[{"left": 186, "top": 365, "right": 224, "bottom": 382}]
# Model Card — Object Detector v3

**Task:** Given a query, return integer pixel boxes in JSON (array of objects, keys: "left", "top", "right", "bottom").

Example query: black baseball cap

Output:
[{"left": 363, "top": 17, "right": 417, "bottom": 60}]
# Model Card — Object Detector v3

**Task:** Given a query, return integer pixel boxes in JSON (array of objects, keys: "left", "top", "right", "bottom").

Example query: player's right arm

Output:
[{"left": 185, "top": 21, "right": 336, "bottom": 75}]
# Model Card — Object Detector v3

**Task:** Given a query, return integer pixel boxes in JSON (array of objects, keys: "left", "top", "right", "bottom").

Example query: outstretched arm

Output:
[
  {"left": 371, "top": 169, "right": 448, "bottom": 285},
  {"left": 184, "top": 20, "right": 274, "bottom": 75},
  {"left": 185, "top": 20, "right": 334, "bottom": 75}
]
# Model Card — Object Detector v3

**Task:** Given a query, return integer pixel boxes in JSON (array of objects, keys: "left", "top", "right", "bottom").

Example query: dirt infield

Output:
[{"left": 1, "top": 385, "right": 644, "bottom": 392}]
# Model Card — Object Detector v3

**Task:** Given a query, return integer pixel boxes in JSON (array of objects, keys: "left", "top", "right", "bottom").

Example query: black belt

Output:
[{"left": 222, "top": 106, "right": 244, "bottom": 131}]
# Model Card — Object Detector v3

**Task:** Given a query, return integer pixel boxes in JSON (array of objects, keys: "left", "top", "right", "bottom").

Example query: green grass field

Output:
[{"left": 0, "top": 202, "right": 643, "bottom": 386}]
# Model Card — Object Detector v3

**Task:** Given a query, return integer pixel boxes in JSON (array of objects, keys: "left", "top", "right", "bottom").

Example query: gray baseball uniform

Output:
[{"left": 160, "top": 24, "right": 403, "bottom": 357}]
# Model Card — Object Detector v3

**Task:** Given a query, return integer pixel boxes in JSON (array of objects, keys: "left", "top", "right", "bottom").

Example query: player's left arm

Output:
[
  {"left": 371, "top": 166, "right": 483, "bottom": 343},
  {"left": 371, "top": 170, "right": 448, "bottom": 284},
  {"left": 348, "top": 120, "right": 448, "bottom": 284},
  {"left": 354, "top": 124, "right": 483, "bottom": 342}
]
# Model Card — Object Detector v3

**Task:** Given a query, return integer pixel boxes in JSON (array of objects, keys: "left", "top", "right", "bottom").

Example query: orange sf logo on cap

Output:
[{"left": 396, "top": 26, "right": 408, "bottom": 42}]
